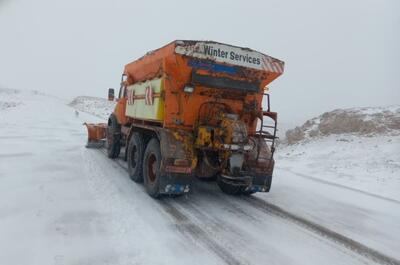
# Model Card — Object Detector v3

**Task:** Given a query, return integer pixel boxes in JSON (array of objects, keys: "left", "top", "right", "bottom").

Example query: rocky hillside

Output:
[
  {"left": 285, "top": 105, "right": 400, "bottom": 144},
  {"left": 278, "top": 105, "right": 400, "bottom": 200}
]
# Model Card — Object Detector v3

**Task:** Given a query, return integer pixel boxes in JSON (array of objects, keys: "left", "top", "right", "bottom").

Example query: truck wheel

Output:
[
  {"left": 143, "top": 138, "right": 162, "bottom": 198},
  {"left": 107, "top": 114, "right": 121, "bottom": 158},
  {"left": 217, "top": 177, "right": 242, "bottom": 195},
  {"left": 127, "top": 132, "right": 144, "bottom": 183}
]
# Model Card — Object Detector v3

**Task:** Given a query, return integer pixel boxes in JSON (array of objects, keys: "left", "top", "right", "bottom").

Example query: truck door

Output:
[{"left": 114, "top": 74, "right": 128, "bottom": 125}]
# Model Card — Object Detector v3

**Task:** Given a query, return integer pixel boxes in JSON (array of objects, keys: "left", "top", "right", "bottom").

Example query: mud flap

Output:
[
  {"left": 245, "top": 175, "right": 272, "bottom": 193},
  {"left": 159, "top": 173, "right": 192, "bottom": 195},
  {"left": 157, "top": 129, "right": 197, "bottom": 195}
]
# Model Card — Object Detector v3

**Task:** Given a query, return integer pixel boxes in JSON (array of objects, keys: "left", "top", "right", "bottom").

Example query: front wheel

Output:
[
  {"left": 143, "top": 138, "right": 162, "bottom": 198},
  {"left": 107, "top": 114, "right": 121, "bottom": 158}
]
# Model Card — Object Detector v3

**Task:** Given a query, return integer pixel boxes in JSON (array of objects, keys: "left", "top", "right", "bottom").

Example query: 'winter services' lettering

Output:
[{"left": 203, "top": 45, "right": 261, "bottom": 66}]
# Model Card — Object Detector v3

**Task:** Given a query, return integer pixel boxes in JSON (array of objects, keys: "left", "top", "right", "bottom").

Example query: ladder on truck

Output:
[{"left": 256, "top": 93, "right": 278, "bottom": 163}]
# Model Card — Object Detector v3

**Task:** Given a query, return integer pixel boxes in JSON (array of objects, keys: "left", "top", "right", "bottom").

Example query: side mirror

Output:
[{"left": 108, "top": 88, "right": 115, "bottom": 101}]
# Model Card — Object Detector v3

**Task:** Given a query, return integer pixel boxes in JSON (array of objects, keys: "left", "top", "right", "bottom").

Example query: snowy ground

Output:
[
  {"left": 1, "top": 89, "right": 400, "bottom": 265},
  {"left": 277, "top": 134, "right": 400, "bottom": 201}
]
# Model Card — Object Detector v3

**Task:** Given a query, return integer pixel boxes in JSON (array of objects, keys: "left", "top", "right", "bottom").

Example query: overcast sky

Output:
[{"left": 0, "top": 0, "right": 399, "bottom": 126}]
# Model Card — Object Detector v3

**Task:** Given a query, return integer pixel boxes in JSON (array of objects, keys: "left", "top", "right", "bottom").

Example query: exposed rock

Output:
[
  {"left": 286, "top": 126, "right": 305, "bottom": 144},
  {"left": 285, "top": 105, "right": 400, "bottom": 144}
]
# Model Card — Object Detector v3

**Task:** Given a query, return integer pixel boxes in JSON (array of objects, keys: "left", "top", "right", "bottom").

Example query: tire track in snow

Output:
[
  {"left": 97, "top": 148, "right": 245, "bottom": 265},
  {"left": 161, "top": 200, "right": 244, "bottom": 265},
  {"left": 194, "top": 181, "right": 400, "bottom": 265},
  {"left": 243, "top": 196, "right": 400, "bottom": 265},
  {"left": 97, "top": 147, "right": 400, "bottom": 265}
]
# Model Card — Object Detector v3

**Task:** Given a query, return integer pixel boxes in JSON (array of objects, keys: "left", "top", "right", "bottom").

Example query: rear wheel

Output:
[
  {"left": 217, "top": 176, "right": 243, "bottom": 195},
  {"left": 107, "top": 114, "right": 121, "bottom": 158},
  {"left": 127, "top": 132, "right": 144, "bottom": 183},
  {"left": 143, "top": 138, "right": 162, "bottom": 198}
]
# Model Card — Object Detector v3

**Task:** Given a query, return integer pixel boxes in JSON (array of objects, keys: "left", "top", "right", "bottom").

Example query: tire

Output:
[
  {"left": 107, "top": 114, "right": 121, "bottom": 158},
  {"left": 143, "top": 138, "right": 162, "bottom": 198},
  {"left": 127, "top": 132, "right": 144, "bottom": 183},
  {"left": 217, "top": 176, "right": 243, "bottom": 195}
]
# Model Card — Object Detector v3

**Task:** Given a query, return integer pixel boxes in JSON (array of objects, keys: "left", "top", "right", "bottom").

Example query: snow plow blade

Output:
[{"left": 84, "top": 123, "right": 107, "bottom": 148}]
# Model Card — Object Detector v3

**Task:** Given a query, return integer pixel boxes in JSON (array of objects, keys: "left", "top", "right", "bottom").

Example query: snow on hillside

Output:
[
  {"left": 277, "top": 105, "right": 400, "bottom": 201},
  {"left": 69, "top": 96, "right": 115, "bottom": 119},
  {"left": 0, "top": 88, "right": 23, "bottom": 110},
  {"left": 0, "top": 88, "right": 52, "bottom": 111}
]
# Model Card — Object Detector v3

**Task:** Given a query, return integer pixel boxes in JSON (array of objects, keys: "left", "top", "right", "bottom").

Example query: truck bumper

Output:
[{"left": 220, "top": 173, "right": 273, "bottom": 193}]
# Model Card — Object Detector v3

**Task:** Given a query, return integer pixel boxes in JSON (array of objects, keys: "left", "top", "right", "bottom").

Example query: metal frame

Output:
[{"left": 256, "top": 93, "right": 278, "bottom": 163}]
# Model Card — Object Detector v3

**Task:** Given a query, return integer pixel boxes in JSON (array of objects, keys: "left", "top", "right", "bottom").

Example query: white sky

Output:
[{"left": 0, "top": 0, "right": 399, "bottom": 125}]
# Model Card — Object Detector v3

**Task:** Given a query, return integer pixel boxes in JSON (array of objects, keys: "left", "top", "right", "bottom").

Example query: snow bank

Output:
[
  {"left": 69, "top": 96, "right": 115, "bottom": 119},
  {"left": 278, "top": 105, "right": 400, "bottom": 201},
  {"left": 285, "top": 105, "right": 400, "bottom": 144},
  {"left": 277, "top": 134, "right": 400, "bottom": 200}
]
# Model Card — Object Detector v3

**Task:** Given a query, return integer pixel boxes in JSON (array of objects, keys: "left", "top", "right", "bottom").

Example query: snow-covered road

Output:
[{"left": 1, "top": 90, "right": 399, "bottom": 265}]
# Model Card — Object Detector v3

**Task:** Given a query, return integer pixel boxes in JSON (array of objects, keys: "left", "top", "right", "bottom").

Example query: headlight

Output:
[{"left": 184, "top": 85, "right": 195, "bottom": 93}]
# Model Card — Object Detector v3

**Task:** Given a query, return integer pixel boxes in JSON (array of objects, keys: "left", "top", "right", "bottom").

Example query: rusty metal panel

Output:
[
  {"left": 158, "top": 129, "right": 198, "bottom": 173},
  {"left": 245, "top": 137, "right": 275, "bottom": 175},
  {"left": 191, "top": 72, "right": 260, "bottom": 92}
]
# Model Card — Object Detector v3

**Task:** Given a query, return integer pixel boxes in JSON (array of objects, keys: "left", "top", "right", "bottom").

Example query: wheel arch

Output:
[{"left": 125, "top": 125, "right": 159, "bottom": 148}]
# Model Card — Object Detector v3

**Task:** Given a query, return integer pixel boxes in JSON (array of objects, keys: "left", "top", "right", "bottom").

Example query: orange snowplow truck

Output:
[{"left": 85, "top": 40, "right": 284, "bottom": 198}]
